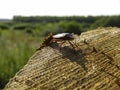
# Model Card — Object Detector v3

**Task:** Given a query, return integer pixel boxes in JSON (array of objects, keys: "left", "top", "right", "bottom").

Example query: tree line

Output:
[
  {"left": 13, "top": 15, "right": 120, "bottom": 29},
  {"left": 0, "top": 15, "right": 120, "bottom": 36},
  {"left": 13, "top": 16, "right": 100, "bottom": 23}
]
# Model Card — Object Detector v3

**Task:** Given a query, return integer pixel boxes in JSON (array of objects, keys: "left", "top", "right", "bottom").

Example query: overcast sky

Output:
[{"left": 0, "top": 0, "right": 120, "bottom": 19}]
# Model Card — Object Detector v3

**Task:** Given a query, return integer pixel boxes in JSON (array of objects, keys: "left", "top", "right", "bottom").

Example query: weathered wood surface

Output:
[{"left": 5, "top": 27, "right": 120, "bottom": 90}]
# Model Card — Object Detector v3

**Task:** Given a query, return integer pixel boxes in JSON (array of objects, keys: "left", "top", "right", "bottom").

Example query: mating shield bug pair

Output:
[{"left": 36, "top": 33, "right": 75, "bottom": 50}]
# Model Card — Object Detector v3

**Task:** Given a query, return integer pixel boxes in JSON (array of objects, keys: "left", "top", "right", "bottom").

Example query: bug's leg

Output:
[
  {"left": 68, "top": 41, "right": 75, "bottom": 49},
  {"left": 58, "top": 41, "right": 65, "bottom": 51},
  {"left": 59, "top": 41, "right": 65, "bottom": 47},
  {"left": 74, "top": 38, "right": 78, "bottom": 49}
]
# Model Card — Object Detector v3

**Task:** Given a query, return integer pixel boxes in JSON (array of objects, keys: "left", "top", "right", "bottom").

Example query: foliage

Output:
[
  {"left": 105, "top": 16, "right": 120, "bottom": 27},
  {"left": 0, "top": 23, "right": 9, "bottom": 30},
  {"left": 12, "top": 15, "right": 120, "bottom": 34},
  {"left": 13, "top": 15, "right": 99, "bottom": 23},
  {"left": 90, "top": 16, "right": 120, "bottom": 29},
  {"left": 12, "top": 23, "right": 35, "bottom": 30},
  {"left": 58, "top": 21, "right": 82, "bottom": 34},
  {"left": 0, "top": 30, "right": 42, "bottom": 89}
]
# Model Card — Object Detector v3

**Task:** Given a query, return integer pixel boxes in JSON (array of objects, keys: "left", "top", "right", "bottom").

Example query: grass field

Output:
[{"left": 0, "top": 29, "right": 43, "bottom": 89}]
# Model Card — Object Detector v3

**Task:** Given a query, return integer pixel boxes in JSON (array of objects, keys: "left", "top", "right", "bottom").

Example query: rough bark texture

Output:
[{"left": 5, "top": 27, "right": 120, "bottom": 90}]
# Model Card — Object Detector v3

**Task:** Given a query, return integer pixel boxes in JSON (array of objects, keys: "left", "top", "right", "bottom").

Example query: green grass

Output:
[{"left": 0, "top": 30, "right": 43, "bottom": 89}]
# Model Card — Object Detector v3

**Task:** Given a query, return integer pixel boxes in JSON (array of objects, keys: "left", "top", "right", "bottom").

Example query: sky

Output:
[{"left": 0, "top": 0, "right": 120, "bottom": 19}]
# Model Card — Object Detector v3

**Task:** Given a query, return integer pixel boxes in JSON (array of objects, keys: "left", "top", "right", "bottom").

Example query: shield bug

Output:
[{"left": 36, "top": 33, "right": 75, "bottom": 50}]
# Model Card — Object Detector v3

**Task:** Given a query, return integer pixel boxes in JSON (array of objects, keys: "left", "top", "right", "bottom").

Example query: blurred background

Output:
[{"left": 0, "top": 0, "right": 120, "bottom": 89}]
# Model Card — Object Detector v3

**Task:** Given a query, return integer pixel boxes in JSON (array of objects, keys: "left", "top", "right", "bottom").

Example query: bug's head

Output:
[{"left": 65, "top": 33, "right": 74, "bottom": 39}]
